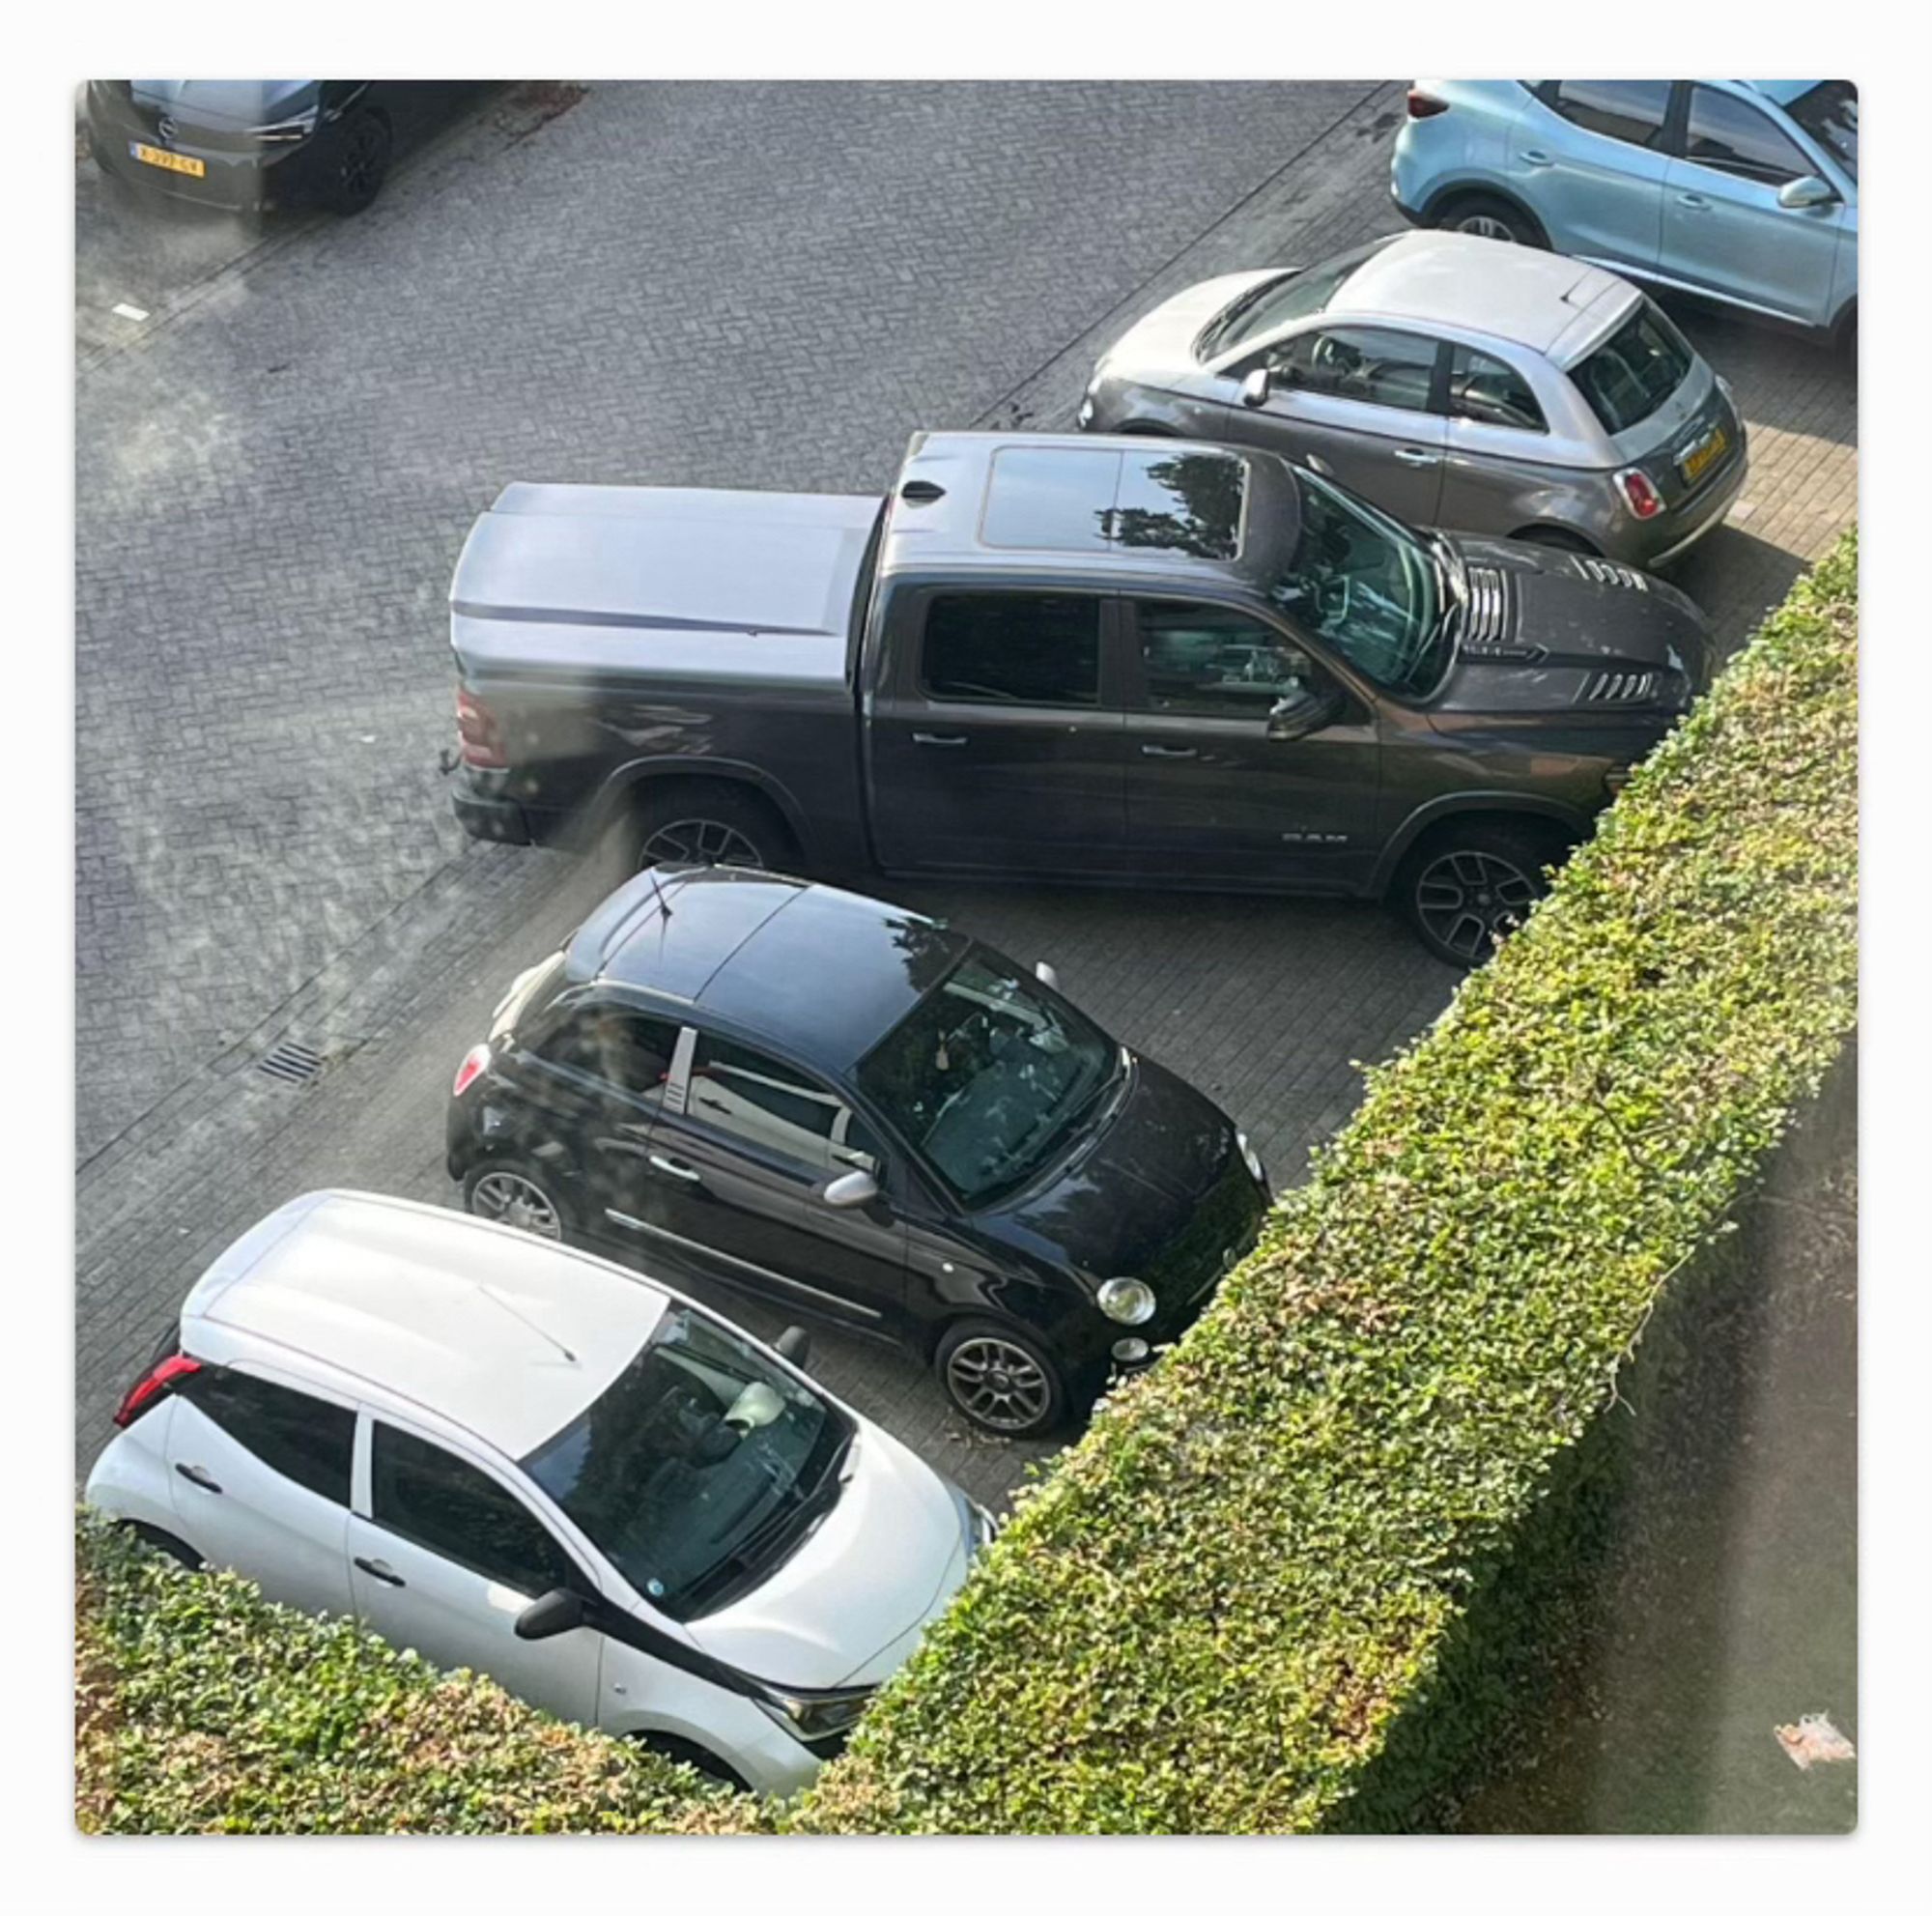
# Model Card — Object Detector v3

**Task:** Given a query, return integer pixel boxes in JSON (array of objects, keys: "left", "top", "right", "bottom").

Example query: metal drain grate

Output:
[{"left": 257, "top": 1040, "right": 327, "bottom": 1087}]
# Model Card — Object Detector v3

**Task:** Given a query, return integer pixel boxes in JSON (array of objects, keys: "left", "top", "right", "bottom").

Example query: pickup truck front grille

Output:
[
  {"left": 1581, "top": 669, "right": 1659, "bottom": 704},
  {"left": 1574, "top": 557, "right": 1651, "bottom": 591}
]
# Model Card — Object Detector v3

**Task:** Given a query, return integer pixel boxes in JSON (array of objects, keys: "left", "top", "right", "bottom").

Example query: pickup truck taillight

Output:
[{"left": 456, "top": 688, "right": 507, "bottom": 768}]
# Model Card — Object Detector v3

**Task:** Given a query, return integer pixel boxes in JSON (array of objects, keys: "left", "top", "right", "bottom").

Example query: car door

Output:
[
  {"left": 1120, "top": 597, "right": 1381, "bottom": 889},
  {"left": 614, "top": 1027, "right": 911, "bottom": 1337},
  {"left": 1225, "top": 325, "right": 1448, "bottom": 525},
  {"left": 347, "top": 1416, "right": 604, "bottom": 1729},
  {"left": 1435, "top": 342, "right": 1564, "bottom": 539},
  {"left": 1516, "top": 81, "right": 1672, "bottom": 268},
  {"left": 163, "top": 1364, "right": 358, "bottom": 1616},
  {"left": 496, "top": 993, "right": 684, "bottom": 1241},
  {"left": 866, "top": 586, "right": 1128, "bottom": 875},
  {"left": 1662, "top": 85, "right": 1847, "bottom": 327}
]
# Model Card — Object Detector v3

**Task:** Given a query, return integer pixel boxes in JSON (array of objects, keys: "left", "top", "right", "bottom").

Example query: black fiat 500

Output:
[{"left": 446, "top": 868, "right": 1269, "bottom": 1436}]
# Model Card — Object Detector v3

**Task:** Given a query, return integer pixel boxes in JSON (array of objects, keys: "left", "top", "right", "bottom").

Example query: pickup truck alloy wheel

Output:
[
  {"left": 466, "top": 1165, "right": 565, "bottom": 1241},
  {"left": 937, "top": 1323, "right": 1064, "bottom": 1436},
  {"left": 639, "top": 817, "right": 766, "bottom": 871},
  {"left": 1411, "top": 845, "right": 1543, "bottom": 965}
]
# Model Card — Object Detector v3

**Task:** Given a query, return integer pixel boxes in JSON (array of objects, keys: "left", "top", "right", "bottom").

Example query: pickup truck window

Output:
[
  {"left": 1134, "top": 602, "right": 1320, "bottom": 720},
  {"left": 921, "top": 593, "right": 1101, "bottom": 707}
]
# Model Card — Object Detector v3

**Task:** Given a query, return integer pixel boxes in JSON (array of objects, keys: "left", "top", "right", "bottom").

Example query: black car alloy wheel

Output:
[
  {"left": 465, "top": 1161, "right": 567, "bottom": 1241},
  {"left": 936, "top": 1322, "right": 1065, "bottom": 1437}
]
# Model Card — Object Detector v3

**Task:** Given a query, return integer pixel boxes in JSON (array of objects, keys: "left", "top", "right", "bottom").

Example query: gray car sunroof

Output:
[{"left": 980, "top": 445, "right": 1246, "bottom": 560}]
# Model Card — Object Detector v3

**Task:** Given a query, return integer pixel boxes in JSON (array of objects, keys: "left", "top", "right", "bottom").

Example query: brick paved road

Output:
[{"left": 74, "top": 81, "right": 1857, "bottom": 1513}]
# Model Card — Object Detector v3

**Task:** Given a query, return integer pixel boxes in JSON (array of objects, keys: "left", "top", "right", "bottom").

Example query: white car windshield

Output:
[{"left": 522, "top": 1306, "right": 849, "bottom": 1621}]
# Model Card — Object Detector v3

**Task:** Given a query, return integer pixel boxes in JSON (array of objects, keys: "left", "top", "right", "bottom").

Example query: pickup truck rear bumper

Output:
[{"left": 450, "top": 772, "right": 574, "bottom": 849}]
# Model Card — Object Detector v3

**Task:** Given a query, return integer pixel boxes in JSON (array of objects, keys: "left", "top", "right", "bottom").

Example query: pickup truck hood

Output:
[{"left": 450, "top": 482, "right": 879, "bottom": 688}]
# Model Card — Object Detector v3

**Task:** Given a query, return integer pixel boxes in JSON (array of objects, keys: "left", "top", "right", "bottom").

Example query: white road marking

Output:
[{"left": 110, "top": 302, "right": 149, "bottom": 322}]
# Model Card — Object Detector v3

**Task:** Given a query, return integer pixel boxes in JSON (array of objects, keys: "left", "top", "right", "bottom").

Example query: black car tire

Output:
[
  {"left": 616, "top": 782, "right": 800, "bottom": 877},
  {"left": 323, "top": 107, "right": 392, "bottom": 214},
  {"left": 1433, "top": 192, "right": 1548, "bottom": 249},
  {"left": 934, "top": 1319, "right": 1069, "bottom": 1439},
  {"left": 463, "top": 1157, "right": 579, "bottom": 1244},
  {"left": 1396, "top": 820, "right": 1564, "bottom": 970},
  {"left": 1514, "top": 524, "right": 1599, "bottom": 557},
  {"left": 123, "top": 1520, "right": 204, "bottom": 1570}
]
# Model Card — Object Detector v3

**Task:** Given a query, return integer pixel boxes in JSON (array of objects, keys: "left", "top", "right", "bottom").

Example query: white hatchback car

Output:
[{"left": 85, "top": 1189, "right": 990, "bottom": 1794}]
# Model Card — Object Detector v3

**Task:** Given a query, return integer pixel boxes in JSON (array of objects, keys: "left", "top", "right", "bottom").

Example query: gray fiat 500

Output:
[{"left": 1079, "top": 230, "right": 1747, "bottom": 569}]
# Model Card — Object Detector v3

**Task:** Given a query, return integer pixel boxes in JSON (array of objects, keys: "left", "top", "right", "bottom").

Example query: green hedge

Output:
[{"left": 78, "top": 534, "right": 1858, "bottom": 1834}]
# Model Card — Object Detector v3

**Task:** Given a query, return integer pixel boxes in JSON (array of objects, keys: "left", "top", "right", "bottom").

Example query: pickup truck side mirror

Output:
[
  {"left": 821, "top": 1169, "right": 880, "bottom": 1210},
  {"left": 1238, "top": 366, "right": 1273, "bottom": 410},
  {"left": 1777, "top": 173, "right": 1838, "bottom": 211},
  {"left": 1265, "top": 682, "right": 1345, "bottom": 743},
  {"left": 515, "top": 1587, "right": 588, "bottom": 1642}
]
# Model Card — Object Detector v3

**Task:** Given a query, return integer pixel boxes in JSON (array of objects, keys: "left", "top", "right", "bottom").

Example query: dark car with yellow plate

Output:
[{"left": 84, "top": 81, "right": 409, "bottom": 214}]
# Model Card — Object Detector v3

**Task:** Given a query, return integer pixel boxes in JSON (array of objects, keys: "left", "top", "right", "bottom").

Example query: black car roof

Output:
[{"left": 568, "top": 868, "right": 969, "bottom": 1074}]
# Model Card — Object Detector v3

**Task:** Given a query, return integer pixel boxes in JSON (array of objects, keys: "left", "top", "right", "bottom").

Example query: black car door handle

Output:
[
  {"left": 648, "top": 1153, "right": 702, "bottom": 1184},
  {"left": 354, "top": 1556, "right": 406, "bottom": 1587},
  {"left": 173, "top": 1462, "right": 223, "bottom": 1494},
  {"left": 1140, "top": 743, "right": 1198, "bottom": 758},
  {"left": 912, "top": 731, "right": 968, "bottom": 748}
]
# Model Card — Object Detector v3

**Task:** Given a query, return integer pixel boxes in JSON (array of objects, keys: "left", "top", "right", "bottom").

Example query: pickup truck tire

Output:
[
  {"left": 1395, "top": 819, "right": 1564, "bottom": 969},
  {"left": 935, "top": 1319, "right": 1069, "bottom": 1438},
  {"left": 616, "top": 782, "right": 800, "bottom": 877}
]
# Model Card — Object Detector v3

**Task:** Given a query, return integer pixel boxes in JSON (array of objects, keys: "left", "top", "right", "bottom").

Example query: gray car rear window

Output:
[
  {"left": 981, "top": 445, "right": 1246, "bottom": 560},
  {"left": 1570, "top": 301, "right": 1692, "bottom": 437}
]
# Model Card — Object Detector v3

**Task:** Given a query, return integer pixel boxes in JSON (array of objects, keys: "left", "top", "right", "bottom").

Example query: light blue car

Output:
[{"left": 1391, "top": 81, "right": 1858, "bottom": 353}]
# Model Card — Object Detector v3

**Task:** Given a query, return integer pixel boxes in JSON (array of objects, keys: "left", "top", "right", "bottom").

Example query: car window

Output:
[
  {"left": 534, "top": 1003, "right": 680, "bottom": 1102},
  {"left": 1683, "top": 86, "right": 1811, "bottom": 186},
  {"left": 1569, "top": 300, "right": 1692, "bottom": 436},
  {"left": 1276, "top": 327, "right": 1437, "bottom": 415},
  {"left": 921, "top": 593, "right": 1100, "bottom": 707},
  {"left": 370, "top": 1422, "right": 580, "bottom": 1596},
  {"left": 1134, "top": 602, "right": 1322, "bottom": 719},
  {"left": 1545, "top": 80, "right": 1671, "bottom": 150},
  {"left": 1199, "top": 241, "right": 1389, "bottom": 358},
  {"left": 181, "top": 1368, "right": 355, "bottom": 1503},
  {"left": 1781, "top": 80, "right": 1857, "bottom": 184},
  {"left": 686, "top": 1033, "right": 881, "bottom": 1176},
  {"left": 1447, "top": 346, "right": 1547, "bottom": 433}
]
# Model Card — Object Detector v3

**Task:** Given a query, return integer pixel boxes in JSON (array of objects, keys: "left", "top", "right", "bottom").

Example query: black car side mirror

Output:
[
  {"left": 776, "top": 1326, "right": 812, "bottom": 1370},
  {"left": 821, "top": 1168, "right": 881, "bottom": 1210},
  {"left": 1265, "top": 683, "right": 1344, "bottom": 742},
  {"left": 1238, "top": 366, "right": 1273, "bottom": 409},
  {"left": 515, "top": 1587, "right": 588, "bottom": 1642}
]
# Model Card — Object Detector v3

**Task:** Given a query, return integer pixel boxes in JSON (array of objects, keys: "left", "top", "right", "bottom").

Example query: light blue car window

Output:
[
  {"left": 1684, "top": 87, "right": 1810, "bottom": 186},
  {"left": 1780, "top": 81, "right": 1857, "bottom": 183},
  {"left": 1546, "top": 80, "right": 1670, "bottom": 151}
]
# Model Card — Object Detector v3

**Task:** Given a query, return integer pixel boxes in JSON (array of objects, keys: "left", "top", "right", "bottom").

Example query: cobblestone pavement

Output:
[{"left": 75, "top": 81, "right": 1858, "bottom": 1512}]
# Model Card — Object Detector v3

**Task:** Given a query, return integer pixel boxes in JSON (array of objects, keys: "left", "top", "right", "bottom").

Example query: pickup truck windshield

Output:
[
  {"left": 522, "top": 1304, "right": 849, "bottom": 1622},
  {"left": 1265, "top": 470, "right": 1445, "bottom": 695},
  {"left": 856, "top": 953, "right": 1116, "bottom": 1208}
]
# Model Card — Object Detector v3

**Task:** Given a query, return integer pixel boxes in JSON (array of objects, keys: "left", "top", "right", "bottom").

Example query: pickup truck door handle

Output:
[
  {"left": 354, "top": 1556, "right": 406, "bottom": 1587},
  {"left": 648, "top": 1153, "right": 702, "bottom": 1184},
  {"left": 1140, "top": 743, "right": 1198, "bottom": 758},
  {"left": 1675, "top": 191, "right": 1710, "bottom": 210},
  {"left": 911, "top": 731, "right": 968, "bottom": 748},
  {"left": 174, "top": 1462, "right": 223, "bottom": 1494},
  {"left": 1520, "top": 148, "right": 1553, "bottom": 167},
  {"left": 1393, "top": 446, "right": 1440, "bottom": 469}
]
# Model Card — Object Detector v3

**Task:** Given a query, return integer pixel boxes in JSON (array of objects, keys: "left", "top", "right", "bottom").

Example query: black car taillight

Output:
[
  {"left": 114, "top": 1333, "right": 201, "bottom": 1429},
  {"left": 1406, "top": 89, "right": 1450, "bottom": 119},
  {"left": 456, "top": 687, "right": 508, "bottom": 769},
  {"left": 452, "top": 1043, "right": 492, "bottom": 1098}
]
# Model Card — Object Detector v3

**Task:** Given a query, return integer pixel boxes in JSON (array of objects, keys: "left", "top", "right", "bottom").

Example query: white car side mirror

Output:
[{"left": 1239, "top": 366, "right": 1273, "bottom": 409}]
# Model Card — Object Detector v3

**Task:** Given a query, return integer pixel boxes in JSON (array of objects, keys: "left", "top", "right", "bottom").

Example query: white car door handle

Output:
[
  {"left": 648, "top": 1153, "right": 702, "bottom": 1183},
  {"left": 1393, "top": 447, "right": 1440, "bottom": 468},
  {"left": 354, "top": 1555, "right": 407, "bottom": 1587},
  {"left": 174, "top": 1461, "right": 223, "bottom": 1494}
]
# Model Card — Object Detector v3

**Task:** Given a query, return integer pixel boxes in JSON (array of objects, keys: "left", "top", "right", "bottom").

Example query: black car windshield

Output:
[
  {"left": 1570, "top": 300, "right": 1692, "bottom": 436},
  {"left": 1198, "top": 241, "right": 1387, "bottom": 359},
  {"left": 1265, "top": 470, "right": 1445, "bottom": 696},
  {"left": 522, "top": 1305, "right": 849, "bottom": 1622},
  {"left": 857, "top": 953, "right": 1117, "bottom": 1207},
  {"left": 1781, "top": 81, "right": 1857, "bottom": 182}
]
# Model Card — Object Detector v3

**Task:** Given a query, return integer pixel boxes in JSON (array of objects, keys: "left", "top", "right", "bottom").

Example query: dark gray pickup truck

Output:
[{"left": 447, "top": 431, "right": 1710, "bottom": 965}]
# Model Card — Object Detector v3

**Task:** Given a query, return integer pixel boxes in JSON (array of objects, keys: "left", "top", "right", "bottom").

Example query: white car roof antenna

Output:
[{"left": 475, "top": 1283, "right": 579, "bottom": 1364}]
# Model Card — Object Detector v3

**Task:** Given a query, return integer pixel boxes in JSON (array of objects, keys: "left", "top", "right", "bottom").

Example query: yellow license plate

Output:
[
  {"left": 129, "top": 141, "right": 206, "bottom": 180},
  {"left": 1681, "top": 426, "right": 1727, "bottom": 485}
]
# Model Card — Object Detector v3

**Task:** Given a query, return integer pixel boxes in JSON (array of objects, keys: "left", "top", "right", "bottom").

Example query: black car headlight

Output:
[
  {"left": 754, "top": 1684, "right": 875, "bottom": 1749},
  {"left": 1096, "top": 1276, "right": 1157, "bottom": 1325},
  {"left": 1236, "top": 1130, "right": 1267, "bottom": 1190}
]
